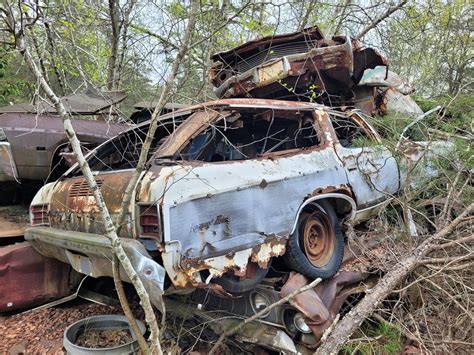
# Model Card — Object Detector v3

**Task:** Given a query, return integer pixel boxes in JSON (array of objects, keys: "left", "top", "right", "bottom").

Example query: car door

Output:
[
  {"left": 331, "top": 113, "right": 399, "bottom": 209},
  {"left": 157, "top": 108, "right": 349, "bottom": 263}
]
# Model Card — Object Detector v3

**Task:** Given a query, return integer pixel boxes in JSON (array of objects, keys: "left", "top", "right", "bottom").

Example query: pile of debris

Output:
[{"left": 209, "top": 26, "right": 422, "bottom": 117}]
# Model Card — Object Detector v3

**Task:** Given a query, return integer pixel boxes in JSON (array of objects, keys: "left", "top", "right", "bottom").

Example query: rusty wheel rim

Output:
[{"left": 302, "top": 211, "right": 335, "bottom": 267}]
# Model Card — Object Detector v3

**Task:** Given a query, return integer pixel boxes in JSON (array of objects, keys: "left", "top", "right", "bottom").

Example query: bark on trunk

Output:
[{"left": 107, "top": 0, "right": 121, "bottom": 90}]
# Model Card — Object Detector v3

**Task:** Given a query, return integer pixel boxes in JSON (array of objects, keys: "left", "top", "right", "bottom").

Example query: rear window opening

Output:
[
  {"left": 177, "top": 111, "right": 322, "bottom": 162},
  {"left": 71, "top": 115, "right": 189, "bottom": 175}
]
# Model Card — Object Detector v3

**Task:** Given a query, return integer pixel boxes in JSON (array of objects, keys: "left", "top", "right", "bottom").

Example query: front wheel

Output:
[{"left": 284, "top": 201, "right": 345, "bottom": 279}]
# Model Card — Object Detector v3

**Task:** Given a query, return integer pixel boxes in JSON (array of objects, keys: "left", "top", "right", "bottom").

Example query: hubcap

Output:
[{"left": 302, "top": 211, "right": 335, "bottom": 267}]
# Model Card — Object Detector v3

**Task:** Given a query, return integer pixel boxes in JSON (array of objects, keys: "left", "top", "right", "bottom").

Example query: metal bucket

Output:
[{"left": 63, "top": 315, "right": 146, "bottom": 354}]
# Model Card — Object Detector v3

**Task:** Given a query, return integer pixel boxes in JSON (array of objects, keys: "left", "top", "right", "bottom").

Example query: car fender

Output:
[{"left": 291, "top": 193, "right": 357, "bottom": 234}]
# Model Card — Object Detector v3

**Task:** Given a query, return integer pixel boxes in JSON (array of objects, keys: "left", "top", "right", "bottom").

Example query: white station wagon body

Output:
[{"left": 25, "top": 99, "right": 445, "bottom": 304}]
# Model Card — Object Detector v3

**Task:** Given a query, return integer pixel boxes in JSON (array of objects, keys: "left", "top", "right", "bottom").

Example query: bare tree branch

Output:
[{"left": 355, "top": 0, "right": 408, "bottom": 40}]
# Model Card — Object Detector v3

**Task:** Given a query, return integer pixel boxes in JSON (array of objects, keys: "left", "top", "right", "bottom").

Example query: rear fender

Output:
[{"left": 291, "top": 193, "right": 356, "bottom": 234}]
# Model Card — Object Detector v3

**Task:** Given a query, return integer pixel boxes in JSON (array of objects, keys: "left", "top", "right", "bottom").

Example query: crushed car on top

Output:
[
  {"left": 25, "top": 96, "right": 450, "bottom": 352},
  {"left": 209, "top": 26, "right": 423, "bottom": 117}
]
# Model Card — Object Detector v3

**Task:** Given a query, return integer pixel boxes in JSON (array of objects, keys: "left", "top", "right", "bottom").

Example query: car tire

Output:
[
  {"left": 284, "top": 201, "right": 344, "bottom": 279},
  {"left": 213, "top": 260, "right": 271, "bottom": 293}
]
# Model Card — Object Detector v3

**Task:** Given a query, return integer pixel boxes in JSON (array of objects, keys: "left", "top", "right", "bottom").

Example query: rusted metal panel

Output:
[
  {"left": 280, "top": 271, "right": 365, "bottom": 341},
  {"left": 48, "top": 170, "right": 137, "bottom": 238},
  {"left": 25, "top": 227, "right": 166, "bottom": 308},
  {"left": 0, "top": 242, "right": 74, "bottom": 312}
]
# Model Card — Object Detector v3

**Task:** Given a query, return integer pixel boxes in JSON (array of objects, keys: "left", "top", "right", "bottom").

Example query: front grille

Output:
[
  {"left": 31, "top": 204, "right": 49, "bottom": 226},
  {"left": 69, "top": 179, "right": 103, "bottom": 198},
  {"left": 227, "top": 40, "right": 319, "bottom": 74}
]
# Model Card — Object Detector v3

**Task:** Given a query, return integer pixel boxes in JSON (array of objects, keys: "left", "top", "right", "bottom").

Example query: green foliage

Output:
[
  {"left": 341, "top": 321, "right": 403, "bottom": 355},
  {"left": 386, "top": 0, "right": 472, "bottom": 96},
  {"left": 415, "top": 93, "right": 474, "bottom": 123},
  {"left": 0, "top": 48, "right": 34, "bottom": 106}
]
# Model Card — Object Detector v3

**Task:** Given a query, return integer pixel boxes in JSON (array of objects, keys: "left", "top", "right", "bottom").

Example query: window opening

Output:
[
  {"left": 331, "top": 116, "right": 370, "bottom": 148},
  {"left": 177, "top": 111, "right": 321, "bottom": 162}
]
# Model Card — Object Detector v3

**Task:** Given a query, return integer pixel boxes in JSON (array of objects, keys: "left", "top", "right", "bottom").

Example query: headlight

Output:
[
  {"left": 283, "top": 309, "right": 312, "bottom": 334},
  {"left": 249, "top": 291, "right": 271, "bottom": 318},
  {"left": 293, "top": 312, "right": 312, "bottom": 333},
  {"left": 0, "top": 128, "right": 6, "bottom": 141}
]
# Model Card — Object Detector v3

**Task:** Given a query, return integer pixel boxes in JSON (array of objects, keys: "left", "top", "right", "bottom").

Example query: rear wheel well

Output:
[{"left": 299, "top": 196, "right": 355, "bottom": 226}]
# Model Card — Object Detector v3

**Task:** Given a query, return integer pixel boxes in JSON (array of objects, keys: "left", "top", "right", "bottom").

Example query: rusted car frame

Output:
[
  {"left": 210, "top": 27, "right": 387, "bottom": 103},
  {"left": 209, "top": 26, "right": 423, "bottom": 118},
  {"left": 25, "top": 98, "right": 446, "bottom": 287},
  {"left": 25, "top": 98, "right": 449, "bottom": 350}
]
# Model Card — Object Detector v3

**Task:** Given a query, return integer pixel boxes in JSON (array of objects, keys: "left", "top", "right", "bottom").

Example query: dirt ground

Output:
[
  {"left": 0, "top": 300, "right": 123, "bottom": 354},
  {"left": 0, "top": 205, "right": 29, "bottom": 238}
]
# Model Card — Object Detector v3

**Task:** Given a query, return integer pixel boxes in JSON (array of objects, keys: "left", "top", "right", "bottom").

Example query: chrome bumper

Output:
[{"left": 25, "top": 226, "right": 166, "bottom": 307}]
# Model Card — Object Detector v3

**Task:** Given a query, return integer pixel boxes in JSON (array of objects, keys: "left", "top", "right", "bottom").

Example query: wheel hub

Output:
[{"left": 302, "top": 211, "right": 335, "bottom": 267}]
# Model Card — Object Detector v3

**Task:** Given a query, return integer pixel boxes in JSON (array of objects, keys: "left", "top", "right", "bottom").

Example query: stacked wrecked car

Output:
[{"left": 19, "top": 27, "right": 446, "bottom": 353}]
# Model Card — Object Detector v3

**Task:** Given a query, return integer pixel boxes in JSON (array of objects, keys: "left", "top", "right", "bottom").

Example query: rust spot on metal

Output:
[
  {"left": 49, "top": 171, "right": 136, "bottom": 238},
  {"left": 214, "top": 215, "right": 230, "bottom": 225},
  {"left": 308, "top": 184, "right": 354, "bottom": 200}
]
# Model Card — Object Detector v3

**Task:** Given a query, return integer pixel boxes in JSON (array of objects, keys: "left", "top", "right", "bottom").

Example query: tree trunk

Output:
[
  {"left": 115, "top": 0, "right": 200, "bottom": 234},
  {"left": 107, "top": 0, "right": 121, "bottom": 90}
]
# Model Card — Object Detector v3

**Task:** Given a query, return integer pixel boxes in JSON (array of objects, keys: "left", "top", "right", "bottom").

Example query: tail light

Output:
[
  {"left": 31, "top": 204, "right": 49, "bottom": 226},
  {"left": 139, "top": 204, "right": 160, "bottom": 239}
]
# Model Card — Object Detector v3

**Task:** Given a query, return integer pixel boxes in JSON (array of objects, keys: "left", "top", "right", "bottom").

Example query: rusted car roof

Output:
[
  {"left": 168, "top": 97, "right": 328, "bottom": 113},
  {"left": 209, "top": 26, "right": 387, "bottom": 101},
  {"left": 0, "top": 90, "right": 126, "bottom": 115},
  {"left": 211, "top": 26, "right": 325, "bottom": 63}
]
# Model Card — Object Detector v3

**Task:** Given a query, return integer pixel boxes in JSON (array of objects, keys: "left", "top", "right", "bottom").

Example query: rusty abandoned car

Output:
[
  {"left": 0, "top": 91, "right": 128, "bottom": 191},
  {"left": 24, "top": 98, "right": 448, "bottom": 351},
  {"left": 210, "top": 26, "right": 422, "bottom": 117}
]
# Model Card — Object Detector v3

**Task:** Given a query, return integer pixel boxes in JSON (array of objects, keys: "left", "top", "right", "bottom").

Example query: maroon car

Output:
[{"left": 0, "top": 91, "right": 129, "bottom": 186}]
